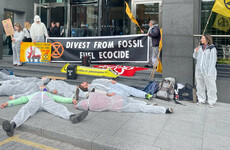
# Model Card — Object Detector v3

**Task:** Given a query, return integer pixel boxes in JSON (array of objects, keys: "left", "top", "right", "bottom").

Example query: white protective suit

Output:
[
  {"left": 77, "top": 93, "right": 166, "bottom": 113},
  {"left": 30, "top": 22, "right": 48, "bottom": 42},
  {"left": 193, "top": 44, "right": 217, "bottom": 105},
  {"left": 88, "top": 78, "right": 147, "bottom": 98},
  {"left": 0, "top": 80, "right": 41, "bottom": 99},
  {"left": 8, "top": 91, "right": 74, "bottom": 127},
  {"left": 12, "top": 31, "right": 24, "bottom": 65},
  {"left": 46, "top": 80, "right": 87, "bottom": 98}
]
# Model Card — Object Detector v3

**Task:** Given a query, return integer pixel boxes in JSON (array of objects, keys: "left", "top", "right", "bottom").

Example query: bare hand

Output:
[
  {"left": 111, "top": 80, "right": 116, "bottom": 84},
  {"left": 9, "top": 96, "right": 13, "bottom": 100},
  {"left": 147, "top": 33, "right": 149, "bottom": 36},
  {"left": 72, "top": 99, "right": 77, "bottom": 105},
  {"left": 195, "top": 47, "right": 199, "bottom": 52},
  {"left": 33, "top": 40, "right": 36, "bottom": 43},
  {"left": 141, "top": 30, "right": 144, "bottom": 34},
  {"left": 0, "top": 103, "right": 8, "bottom": 108},
  {"left": 12, "top": 39, "right": 16, "bottom": 42},
  {"left": 107, "top": 93, "right": 116, "bottom": 96},
  {"left": 52, "top": 90, "right": 58, "bottom": 94}
]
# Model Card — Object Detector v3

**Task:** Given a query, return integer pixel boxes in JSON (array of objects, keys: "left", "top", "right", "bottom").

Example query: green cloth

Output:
[{"left": 7, "top": 91, "right": 73, "bottom": 107}]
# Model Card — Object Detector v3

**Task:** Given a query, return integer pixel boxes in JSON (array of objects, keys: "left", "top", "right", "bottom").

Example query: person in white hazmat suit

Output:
[
  {"left": 79, "top": 78, "right": 153, "bottom": 100},
  {"left": 30, "top": 15, "right": 49, "bottom": 43},
  {"left": 193, "top": 34, "right": 217, "bottom": 108},
  {"left": 0, "top": 91, "right": 88, "bottom": 137},
  {"left": 46, "top": 80, "right": 88, "bottom": 99},
  {"left": 76, "top": 92, "right": 173, "bottom": 114},
  {"left": 0, "top": 77, "right": 50, "bottom": 99},
  {"left": 12, "top": 23, "right": 24, "bottom": 66}
]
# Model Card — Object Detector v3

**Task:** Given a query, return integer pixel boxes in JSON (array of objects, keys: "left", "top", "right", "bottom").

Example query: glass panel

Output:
[
  {"left": 201, "top": 0, "right": 230, "bottom": 64},
  {"left": 71, "top": 3, "right": 98, "bottom": 37},
  {"left": 41, "top": 0, "right": 63, "bottom": 3},
  {"left": 136, "top": 3, "right": 159, "bottom": 34}
]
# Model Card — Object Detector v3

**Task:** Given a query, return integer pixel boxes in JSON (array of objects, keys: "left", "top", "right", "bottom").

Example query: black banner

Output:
[{"left": 47, "top": 34, "right": 148, "bottom": 62}]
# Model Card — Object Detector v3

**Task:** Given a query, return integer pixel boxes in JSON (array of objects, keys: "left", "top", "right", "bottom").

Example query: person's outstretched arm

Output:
[{"left": 0, "top": 96, "right": 29, "bottom": 108}]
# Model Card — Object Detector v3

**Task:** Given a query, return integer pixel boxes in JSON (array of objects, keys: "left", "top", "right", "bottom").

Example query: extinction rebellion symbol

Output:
[
  {"left": 218, "top": 17, "right": 229, "bottom": 27},
  {"left": 224, "top": 0, "right": 230, "bottom": 10}
]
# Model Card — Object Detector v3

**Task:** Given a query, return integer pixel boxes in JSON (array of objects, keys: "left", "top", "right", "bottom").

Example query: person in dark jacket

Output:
[
  {"left": 145, "top": 20, "right": 161, "bottom": 68},
  {"left": 48, "top": 21, "right": 59, "bottom": 37}
]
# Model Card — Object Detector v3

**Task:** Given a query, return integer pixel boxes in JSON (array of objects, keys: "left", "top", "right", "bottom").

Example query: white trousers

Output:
[
  {"left": 11, "top": 98, "right": 74, "bottom": 127},
  {"left": 195, "top": 70, "right": 217, "bottom": 105},
  {"left": 148, "top": 46, "right": 159, "bottom": 66},
  {"left": 12, "top": 43, "right": 22, "bottom": 65}
]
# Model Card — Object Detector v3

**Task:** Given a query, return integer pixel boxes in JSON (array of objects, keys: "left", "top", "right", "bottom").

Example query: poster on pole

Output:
[
  {"left": 2, "top": 19, "right": 14, "bottom": 36},
  {"left": 20, "top": 42, "right": 51, "bottom": 63},
  {"left": 47, "top": 34, "right": 149, "bottom": 63}
]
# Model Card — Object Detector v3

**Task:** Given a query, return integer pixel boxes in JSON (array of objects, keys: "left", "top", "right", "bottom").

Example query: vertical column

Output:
[{"left": 162, "top": 0, "right": 197, "bottom": 85}]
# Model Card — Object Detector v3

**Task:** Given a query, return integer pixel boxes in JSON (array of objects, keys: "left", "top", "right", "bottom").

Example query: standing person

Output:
[
  {"left": 30, "top": 15, "right": 49, "bottom": 43},
  {"left": 48, "top": 21, "right": 59, "bottom": 37},
  {"left": 55, "top": 22, "right": 61, "bottom": 37},
  {"left": 0, "top": 91, "right": 88, "bottom": 137},
  {"left": 145, "top": 20, "right": 160, "bottom": 68},
  {"left": 193, "top": 34, "right": 217, "bottom": 108},
  {"left": 12, "top": 23, "right": 24, "bottom": 66},
  {"left": 23, "top": 22, "right": 32, "bottom": 42}
]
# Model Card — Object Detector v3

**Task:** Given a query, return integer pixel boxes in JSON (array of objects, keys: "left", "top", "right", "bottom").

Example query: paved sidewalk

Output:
[{"left": 0, "top": 96, "right": 230, "bottom": 150}]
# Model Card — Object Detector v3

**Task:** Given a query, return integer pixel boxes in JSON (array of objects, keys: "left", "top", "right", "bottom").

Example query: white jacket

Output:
[
  {"left": 12, "top": 31, "right": 24, "bottom": 46},
  {"left": 30, "top": 22, "right": 48, "bottom": 41},
  {"left": 193, "top": 44, "right": 217, "bottom": 77}
]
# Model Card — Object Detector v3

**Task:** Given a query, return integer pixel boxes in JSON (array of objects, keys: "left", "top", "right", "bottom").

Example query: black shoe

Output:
[
  {"left": 91, "top": 88, "right": 95, "bottom": 92},
  {"left": 165, "top": 108, "right": 174, "bottom": 114},
  {"left": 70, "top": 111, "right": 88, "bottom": 124},
  {"left": 2, "top": 121, "right": 16, "bottom": 137},
  {"left": 75, "top": 88, "right": 79, "bottom": 100}
]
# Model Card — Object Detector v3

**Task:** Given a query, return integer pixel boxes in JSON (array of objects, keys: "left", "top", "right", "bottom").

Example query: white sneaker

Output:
[
  {"left": 209, "top": 104, "right": 214, "bottom": 108},
  {"left": 197, "top": 102, "right": 204, "bottom": 106}
]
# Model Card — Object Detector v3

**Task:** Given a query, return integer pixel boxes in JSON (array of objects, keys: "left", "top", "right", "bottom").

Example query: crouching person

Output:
[{"left": 0, "top": 91, "right": 88, "bottom": 137}]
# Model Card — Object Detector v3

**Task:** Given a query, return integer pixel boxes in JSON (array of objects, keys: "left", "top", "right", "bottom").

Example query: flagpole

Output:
[{"left": 197, "top": 11, "right": 213, "bottom": 46}]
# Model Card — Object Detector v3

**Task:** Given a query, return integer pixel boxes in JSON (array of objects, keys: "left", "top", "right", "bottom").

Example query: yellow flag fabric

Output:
[
  {"left": 159, "top": 28, "right": 163, "bottom": 52},
  {"left": 60, "top": 63, "right": 69, "bottom": 73},
  {"left": 156, "top": 58, "right": 162, "bottom": 73},
  {"left": 212, "top": 0, "right": 230, "bottom": 18},
  {"left": 213, "top": 14, "right": 230, "bottom": 32},
  {"left": 125, "top": 1, "right": 140, "bottom": 28}
]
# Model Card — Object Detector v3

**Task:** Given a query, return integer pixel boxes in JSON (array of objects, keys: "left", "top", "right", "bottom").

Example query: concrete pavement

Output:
[{"left": 0, "top": 96, "right": 230, "bottom": 150}]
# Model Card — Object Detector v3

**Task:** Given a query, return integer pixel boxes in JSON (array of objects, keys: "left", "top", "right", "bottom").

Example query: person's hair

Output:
[
  {"left": 78, "top": 84, "right": 88, "bottom": 92},
  {"left": 149, "top": 20, "right": 157, "bottom": 25},
  {"left": 24, "top": 22, "right": 31, "bottom": 30},
  {"left": 14, "top": 23, "right": 23, "bottom": 32},
  {"left": 203, "top": 34, "right": 213, "bottom": 45}
]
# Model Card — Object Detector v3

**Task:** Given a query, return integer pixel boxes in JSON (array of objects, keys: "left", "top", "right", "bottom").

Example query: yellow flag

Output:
[
  {"left": 212, "top": 0, "right": 230, "bottom": 17},
  {"left": 213, "top": 14, "right": 230, "bottom": 32},
  {"left": 125, "top": 1, "right": 140, "bottom": 28},
  {"left": 159, "top": 28, "right": 163, "bottom": 52},
  {"left": 156, "top": 58, "right": 162, "bottom": 73},
  {"left": 60, "top": 63, "right": 69, "bottom": 73}
]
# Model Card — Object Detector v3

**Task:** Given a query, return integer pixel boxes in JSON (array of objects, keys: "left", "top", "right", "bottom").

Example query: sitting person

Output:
[
  {"left": 0, "top": 91, "right": 88, "bottom": 137},
  {"left": 79, "top": 78, "right": 153, "bottom": 100},
  {"left": 75, "top": 90, "right": 173, "bottom": 114}
]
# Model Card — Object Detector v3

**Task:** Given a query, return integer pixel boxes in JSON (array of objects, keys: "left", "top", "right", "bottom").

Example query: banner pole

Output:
[{"left": 197, "top": 11, "right": 213, "bottom": 46}]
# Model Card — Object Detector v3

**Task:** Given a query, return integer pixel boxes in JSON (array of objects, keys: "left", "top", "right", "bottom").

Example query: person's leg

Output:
[
  {"left": 195, "top": 70, "right": 206, "bottom": 104},
  {"left": 152, "top": 46, "right": 159, "bottom": 67},
  {"left": 0, "top": 72, "right": 16, "bottom": 81},
  {"left": 42, "top": 101, "right": 88, "bottom": 123},
  {"left": 122, "top": 102, "right": 166, "bottom": 114},
  {"left": 16, "top": 45, "right": 22, "bottom": 65},
  {"left": 204, "top": 76, "right": 217, "bottom": 106},
  {"left": 12, "top": 45, "right": 17, "bottom": 65},
  {"left": 111, "top": 83, "right": 147, "bottom": 98}
]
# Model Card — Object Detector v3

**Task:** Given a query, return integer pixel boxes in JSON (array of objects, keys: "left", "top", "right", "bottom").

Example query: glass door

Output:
[
  {"left": 71, "top": 2, "right": 98, "bottom": 37},
  {"left": 131, "top": 0, "right": 162, "bottom": 34}
]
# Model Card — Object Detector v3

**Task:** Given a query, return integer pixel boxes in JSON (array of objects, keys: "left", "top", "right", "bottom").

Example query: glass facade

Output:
[{"left": 201, "top": 0, "right": 230, "bottom": 64}]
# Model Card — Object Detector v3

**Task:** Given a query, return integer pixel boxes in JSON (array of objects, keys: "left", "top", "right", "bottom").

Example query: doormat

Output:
[{"left": 93, "top": 65, "right": 150, "bottom": 76}]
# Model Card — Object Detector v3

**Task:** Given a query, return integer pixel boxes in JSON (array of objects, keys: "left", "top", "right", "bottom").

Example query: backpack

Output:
[
  {"left": 143, "top": 80, "right": 159, "bottom": 95},
  {"left": 82, "top": 56, "right": 91, "bottom": 66},
  {"left": 156, "top": 78, "right": 176, "bottom": 101},
  {"left": 178, "top": 83, "right": 197, "bottom": 103}
]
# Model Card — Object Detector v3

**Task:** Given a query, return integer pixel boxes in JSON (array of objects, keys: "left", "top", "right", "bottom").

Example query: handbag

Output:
[{"left": 178, "top": 83, "right": 197, "bottom": 102}]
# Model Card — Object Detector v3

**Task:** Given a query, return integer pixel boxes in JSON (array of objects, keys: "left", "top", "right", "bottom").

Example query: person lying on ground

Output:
[
  {"left": 46, "top": 80, "right": 88, "bottom": 99},
  {"left": 0, "top": 72, "right": 50, "bottom": 86},
  {"left": 79, "top": 78, "right": 153, "bottom": 100},
  {"left": 75, "top": 89, "right": 173, "bottom": 114},
  {"left": 0, "top": 91, "right": 88, "bottom": 137}
]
